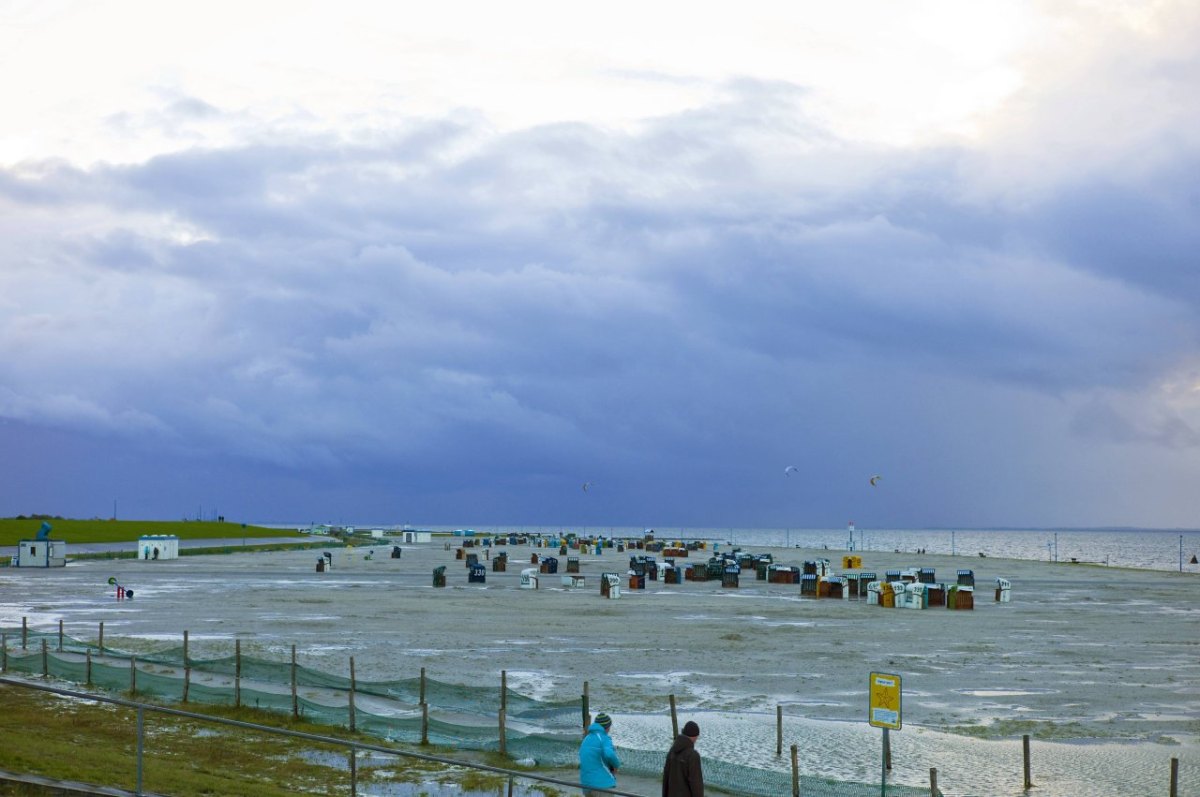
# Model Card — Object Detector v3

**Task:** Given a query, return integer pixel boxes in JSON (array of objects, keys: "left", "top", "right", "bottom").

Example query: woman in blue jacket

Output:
[{"left": 579, "top": 712, "right": 621, "bottom": 795}]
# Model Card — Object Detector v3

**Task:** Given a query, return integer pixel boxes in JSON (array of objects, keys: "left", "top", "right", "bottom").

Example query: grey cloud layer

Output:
[{"left": 2, "top": 74, "right": 1198, "bottom": 525}]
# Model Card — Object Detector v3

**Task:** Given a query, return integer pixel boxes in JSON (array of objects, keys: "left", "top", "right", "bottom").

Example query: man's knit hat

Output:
[
  {"left": 595, "top": 712, "right": 612, "bottom": 729},
  {"left": 682, "top": 720, "right": 700, "bottom": 737}
]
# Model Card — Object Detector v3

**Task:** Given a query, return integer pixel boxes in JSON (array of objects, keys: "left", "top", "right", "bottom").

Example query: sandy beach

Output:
[{"left": 2, "top": 536, "right": 1198, "bottom": 796}]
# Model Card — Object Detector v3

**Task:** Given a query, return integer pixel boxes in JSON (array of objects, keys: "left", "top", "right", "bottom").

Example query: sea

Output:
[{"left": 285, "top": 524, "right": 1200, "bottom": 574}]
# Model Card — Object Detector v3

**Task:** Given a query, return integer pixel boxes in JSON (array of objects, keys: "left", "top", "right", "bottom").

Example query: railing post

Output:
[
  {"left": 86, "top": 649, "right": 92, "bottom": 686},
  {"left": 421, "top": 702, "right": 429, "bottom": 745},
  {"left": 182, "top": 630, "right": 190, "bottom": 703},
  {"left": 669, "top": 694, "right": 678, "bottom": 738},
  {"left": 98, "top": 621, "right": 104, "bottom": 655},
  {"left": 58, "top": 619, "right": 64, "bottom": 651},
  {"left": 2, "top": 633, "right": 7, "bottom": 672},
  {"left": 582, "top": 680, "right": 590, "bottom": 731},
  {"left": 1170, "top": 756, "right": 1178, "bottom": 797},
  {"left": 501, "top": 670, "right": 507, "bottom": 712},
  {"left": 130, "top": 655, "right": 137, "bottom": 695},
  {"left": 419, "top": 667, "right": 426, "bottom": 705},
  {"left": 22, "top": 616, "right": 27, "bottom": 649},
  {"left": 349, "top": 744, "right": 357, "bottom": 797},
  {"left": 929, "top": 767, "right": 939, "bottom": 797}
]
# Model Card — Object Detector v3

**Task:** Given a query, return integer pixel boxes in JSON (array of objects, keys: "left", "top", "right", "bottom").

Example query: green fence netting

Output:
[{"left": 0, "top": 627, "right": 928, "bottom": 797}]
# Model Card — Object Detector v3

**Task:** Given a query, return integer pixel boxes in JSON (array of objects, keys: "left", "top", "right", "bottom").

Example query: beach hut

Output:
[
  {"left": 520, "top": 568, "right": 539, "bottom": 590},
  {"left": 601, "top": 573, "right": 622, "bottom": 599},
  {"left": 401, "top": 530, "right": 432, "bottom": 544},
  {"left": 492, "top": 552, "right": 508, "bottom": 572},
  {"left": 16, "top": 538, "right": 67, "bottom": 568},
  {"left": 137, "top": 534, "right": 179, "bottom": 561},
  {"left": 994, "top": 578, "right": 1012, "bottom": 602},
  {"left": 468, "top": 563, "right": 487, "bottom": 583}
]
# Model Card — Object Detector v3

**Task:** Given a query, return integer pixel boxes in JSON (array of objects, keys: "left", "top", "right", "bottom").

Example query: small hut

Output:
[
  {"left": 137, "top": 534, "right": 180, "bottom": 560},
  {"left": 16, "top": 522, "right": 67, "bottom": 568}
]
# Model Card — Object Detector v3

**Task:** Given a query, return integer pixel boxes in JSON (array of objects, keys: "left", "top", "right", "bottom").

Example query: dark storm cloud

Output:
[{"left": 2, "top": 76, "right": 1199, "bottom": 525}]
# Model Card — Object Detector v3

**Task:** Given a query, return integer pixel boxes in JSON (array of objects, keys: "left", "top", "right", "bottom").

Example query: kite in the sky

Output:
[
  {"left": 582, "top": 482, "right": 595, "bottom": 492},
  {"left": 784, "top": 465, "right": 799, "bottom": 476},
  {"left": 870, "top": 475, "right": 882, "bottom": 487}
]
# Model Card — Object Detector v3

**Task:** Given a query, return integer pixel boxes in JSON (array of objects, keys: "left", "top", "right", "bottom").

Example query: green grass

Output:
[
  {"left": 0, "top": 517, "right": 297, "bottom": 547},
  {"left": 0, "top": 684, "right": 570, "bottom": 796}
]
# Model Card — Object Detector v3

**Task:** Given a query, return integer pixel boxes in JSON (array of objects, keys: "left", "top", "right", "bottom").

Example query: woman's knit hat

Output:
[
  {"left": 595, "top": 712, "right": 612, "bottom": 729},
  {"left": 682, "top": 720, "right": 700, "bottom": 737}
]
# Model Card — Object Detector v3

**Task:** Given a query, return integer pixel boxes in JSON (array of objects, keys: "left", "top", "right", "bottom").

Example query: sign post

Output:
[{"left": 868, "top": 672, "right": 902, "bottom": 797}]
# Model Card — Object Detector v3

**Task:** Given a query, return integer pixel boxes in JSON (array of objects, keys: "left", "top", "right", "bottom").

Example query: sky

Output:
[{"left": 2, "top": 0, "right": 1199, "bottom": 529}]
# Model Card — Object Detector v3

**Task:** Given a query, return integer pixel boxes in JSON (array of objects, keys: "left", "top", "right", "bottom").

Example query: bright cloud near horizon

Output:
[{"left": 2, "top": 0, "right": 1199, "bottom": 528}]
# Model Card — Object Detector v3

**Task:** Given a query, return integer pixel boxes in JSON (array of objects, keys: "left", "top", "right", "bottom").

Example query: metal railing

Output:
[{"left": 0, "top": 675, "right": 647, "bottom": 797}]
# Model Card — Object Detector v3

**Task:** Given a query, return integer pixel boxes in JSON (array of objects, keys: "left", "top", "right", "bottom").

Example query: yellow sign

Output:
[{"left": 868, "top": 671, "right": 902, "bottom": 730}]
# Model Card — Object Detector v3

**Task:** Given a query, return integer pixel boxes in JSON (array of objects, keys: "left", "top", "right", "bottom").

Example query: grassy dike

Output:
[{"left": 0, "top": 683, "right": 544, "bottom": 796}]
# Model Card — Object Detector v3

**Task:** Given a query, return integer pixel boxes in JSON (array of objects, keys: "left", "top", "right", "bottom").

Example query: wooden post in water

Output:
[
  {"left": 98, "top": 621, "right": 104, "bottom": 654},
  {"left": 1170, "top": 757, "right": 1178, "bottom": 797},
  {"left": 58, "top": 620, "right": 63, "bottom": 651},
  {"left": 235, "top": 639, "right": 241, "bottom": 708},
  {"left": 41, "top": 639, "right": 48, "bottom": 678},
  {"left": 349, "top": 656, "right": 357, "bottom": 732},
  {"left": 669, "top": 694, "right": 678, "bottom": 739},
  {"left": 291, "top": 645, "right": 298, "bottom": 718},
  {"left": 499, "top": 708, "right": 507, "bottom": 756},
  {"left": 791, "top": 744, "right": 800, "bottom": 797},
  {"left": 182, "top": 630, "right": 190, "bottom": 703},
  {"left": 777, "top": 704, "right": 784, "bottom": 756},
  {"left": 1022, "top": 734, "right": 1032, "bottom": 789},
  {"left": 929, "top": 767, "right": 938, "bottom": 797},
  {"left": 421, "top": 702, "right": 429, "bottom": 745}
]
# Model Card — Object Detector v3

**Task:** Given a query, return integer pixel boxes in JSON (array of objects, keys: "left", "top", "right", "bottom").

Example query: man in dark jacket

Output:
[{"left": 662, "top": 720, "right": 703, "bottom": 797}]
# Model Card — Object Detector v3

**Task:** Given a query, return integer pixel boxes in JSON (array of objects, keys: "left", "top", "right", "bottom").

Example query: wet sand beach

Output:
[{"left": 2, "top": 537, "right": 1198, "bottom": 796}]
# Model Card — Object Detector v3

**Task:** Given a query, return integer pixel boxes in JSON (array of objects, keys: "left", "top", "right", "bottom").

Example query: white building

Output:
[
  {"left": 16, "top": 538, "right": 67, "bottom": 567},
  {"left": 137, "top": 534, "right": 180, "bottom": 560}
]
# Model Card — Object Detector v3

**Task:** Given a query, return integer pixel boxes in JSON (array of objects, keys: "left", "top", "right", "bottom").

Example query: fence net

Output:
[{"left": 0, "top": 626, "right": 928, "bottom": 797}]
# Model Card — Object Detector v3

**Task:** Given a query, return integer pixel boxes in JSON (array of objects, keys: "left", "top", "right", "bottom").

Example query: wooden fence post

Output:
[
  {"left": 501, "top": 670, "right": 507, "bottom": 712},
  {"left": 929, "top": 767, "right": 938, "bottom": 797},
  {"left": 98, "top": 621, "right": 104, "bottom": 655},
  {"left": 499, "top": 708, "right": 507, "bottom": 756},
  {"left": 235, "top": 639, "right": 241, "bottom": 708},
  {"left": 791, "top": 744, "right": 800, "bottom": 797},
  {"left": 669, "top": 694, "right": 678, "bottom": 738},
  {"left": 1170, "top": 756, "right": 1178, "bottom": 797},
  {"left": 291, "top": 645, "right": 298, "bottom": 719},
  {"left": 1023, "top": 734, "right": 1032, "bottom": 789},
  {"left": 58, "top": 620, "right": 63, "bottom": 651},
  {"left": 421, "top": 702, "right": 429, "bottom": 745},
  {"left": 2, "top": 633, "right": 7, "bottom": 672},
  {"left": 582, "top": 680, "right": 590, "bottom": 731},
  {"left": 777, "top": 704, "right": 783, "bottom": 756},
  {"left": 22, "top": 616, "right": 27, "bottom": 649},
  {"left": 41, "top": 639, "right": 48, "bottom": 678},
  {"left": 419, "top": 667, "right": 426, "bottom": 706},
  {"left": 85, "top": 648, "right": 91, "bottom": 686},
  {"left": 130, "top": 654, "right": 136, "bottom": 695},
  {"left": 182, "top": 630, "right": 190, "bottom": 703},
  {"left": 349, "top": 656, "right": 356, "bottom": 732}
]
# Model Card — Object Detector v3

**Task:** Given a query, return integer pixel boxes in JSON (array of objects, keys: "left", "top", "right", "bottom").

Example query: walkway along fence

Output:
[{"left": 0, "top": 620, "right": 1188, "bottom": 797}]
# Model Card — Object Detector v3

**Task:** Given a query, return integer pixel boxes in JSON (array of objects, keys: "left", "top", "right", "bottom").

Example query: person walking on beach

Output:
[
  {"left": 579, "top": 712, "right": 621, "bottom": 796},
  {"left": 662, "top": 720, "right": 704, "bottom": 797}
]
